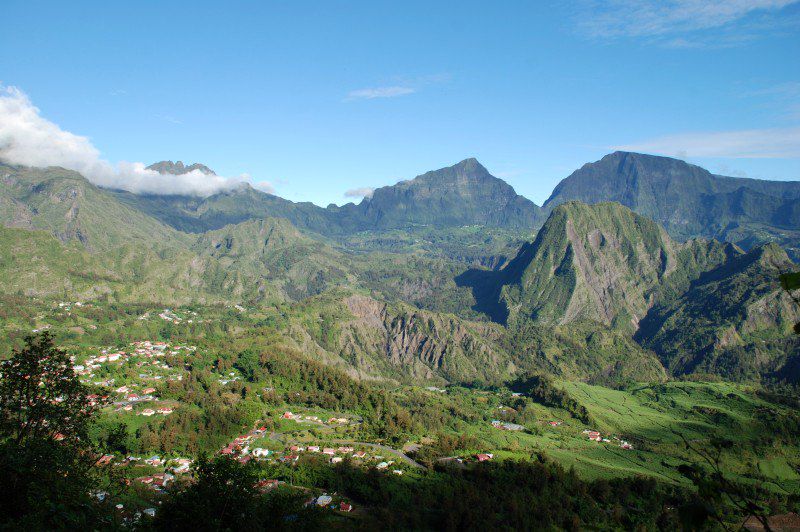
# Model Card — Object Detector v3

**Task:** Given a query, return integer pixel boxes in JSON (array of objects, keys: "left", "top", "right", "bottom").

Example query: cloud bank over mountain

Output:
[
  {"left": 0, "top": 86, "right": 248, "bottom": 196},
  {"left": 344, "top": 187, "right": 375, "bottom": 199}
]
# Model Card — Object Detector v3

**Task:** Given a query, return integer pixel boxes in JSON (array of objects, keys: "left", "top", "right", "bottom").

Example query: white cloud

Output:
[
  {"left": 0, "top": 85, "right": 248, "bottom": 196},
  {"left": 345, "top": 73, "right": 451, "bottom": 102},
  {"left": 345, "top": 86, "right": 416, "bottom": 101},
  {"left": 344, "top": 187, "right": 375, "bottom": 199},
  {"left": 252, "top": 181, "right": 276, "bottom": 194},
  {"left": 155, "top": 114, "right": 183, "bottom": 125},
  {"left": 615, "top": 127, "right": 800, "bottom": 158},
  {"left": 578, "top": 0, "right": 799, "bottom": 40}
]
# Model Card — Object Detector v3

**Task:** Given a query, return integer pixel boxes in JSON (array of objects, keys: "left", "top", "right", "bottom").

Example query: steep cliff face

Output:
[
  {"left": 543, "top": 151, "right": 800, "bottom": 256},
  {"left": 497, "top": 202, "right": 684, "bottom": 330},
  {"left": 318, "top": 294, "right": 666, "bottom": 385},
  {"left": 338, "top": 295, "right": 510, "bottom": 384}
]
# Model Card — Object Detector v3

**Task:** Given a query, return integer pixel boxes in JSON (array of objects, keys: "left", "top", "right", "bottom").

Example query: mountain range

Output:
[
  {"left": 545, "top": 151, "right": 800, "bottom": 256},
  {"left": 105, "top": 153, "right": 800, "bottom": 259},
  {"left": 0, "top": 152, "right": 798, "bottom": 385}
]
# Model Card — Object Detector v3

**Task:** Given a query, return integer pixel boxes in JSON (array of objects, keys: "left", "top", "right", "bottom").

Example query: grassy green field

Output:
[{"left": 412, "top": 380, "right": 800, "bottom": 491}]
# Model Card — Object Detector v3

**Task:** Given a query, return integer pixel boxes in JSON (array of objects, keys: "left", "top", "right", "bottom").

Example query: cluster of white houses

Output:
[
  {"left": 582, "top": 430, "right": 634, "bottom": 450},
  {"left": 72, "top": 341, "right": 196, "bottom": 375}
]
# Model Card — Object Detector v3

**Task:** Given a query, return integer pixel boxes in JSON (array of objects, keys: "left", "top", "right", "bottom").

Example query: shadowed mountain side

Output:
[
  {"left": 455, "top": 202, "right": 734, "bottom": 329},
  {"left": 454, "top": 267, "right": 508, "bottom": 323}
]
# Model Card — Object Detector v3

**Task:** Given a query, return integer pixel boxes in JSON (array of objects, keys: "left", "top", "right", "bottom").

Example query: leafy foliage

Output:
[{"left": 0, "top": 333, "right": 109, "bottom": 528}]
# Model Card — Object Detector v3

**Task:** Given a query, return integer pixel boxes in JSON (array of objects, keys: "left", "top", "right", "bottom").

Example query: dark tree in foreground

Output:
[
  {"left": 155, "top": 455, "right": 324, "bottom": 531},
  {"left": 0, "top": 332, "right": 95, "bottom": 444},
  {"left": 677, "top": 435, "right": 792, "bottom": 532},
  {"left": 0, "top": 332, "right": 108, "bottom": 528}
]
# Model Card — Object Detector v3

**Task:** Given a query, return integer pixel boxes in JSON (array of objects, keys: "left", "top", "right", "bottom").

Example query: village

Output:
[
  {"left": 582, "top": 429, "right": 634, "bottom": 450},
  {"left": 36, "top": 317, "right": 649, "bottom": 524},
  {"left": 71, "top": 340, "right": 195, "bottom": 377},
  {"left": 96, "top": 410, "right": 413, "bottom": 520},
  {"left": 68, "top": 340, "right": 195, "bottom": 417},
  {"left": 217, "top": 413, "right": 409, "bottom": 478}
]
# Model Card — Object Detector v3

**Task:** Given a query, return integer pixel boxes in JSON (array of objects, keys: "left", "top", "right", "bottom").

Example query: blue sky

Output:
[{"left": 2, "top": 0, "right": 800, "bottom": 205}]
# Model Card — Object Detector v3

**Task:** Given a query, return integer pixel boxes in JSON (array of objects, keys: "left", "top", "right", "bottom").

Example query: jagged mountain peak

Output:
[
  {"left": 147, "top": 160, "right": 216, "bottom": 176},
  {"left": 397, "top": 158, "right": 495, "bottom": 188},
  {"left": 358, "top": 158, "right": 541, "bottom": 230},
  {"left": 442, "top": 156, "right": 486, "bottom": 175},
  {"left": 496, "top": 201, "right": 679, "bottom": 328}
]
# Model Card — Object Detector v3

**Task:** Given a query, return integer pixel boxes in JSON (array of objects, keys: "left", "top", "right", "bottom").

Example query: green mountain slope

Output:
[
  {"left": 490, "top": 202, "right": 731, "bottom": 330},
  {"left": 0, "top": 218, "right": 355, "bottom": 305},
  {"left": 636, "top": 243, "right": 800, "bottom": 380},
  {"left": 192, "top": 218, "right": 357, "bottom": 300},
  {"left": 0, "top": 225, "right": 223, "bottom": 304},
  {"left": 0, "top": 164, "right": 188, "bottom": 251},
  {"left": 0, "top": 227, "right": 122, "bottom": 299}
]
